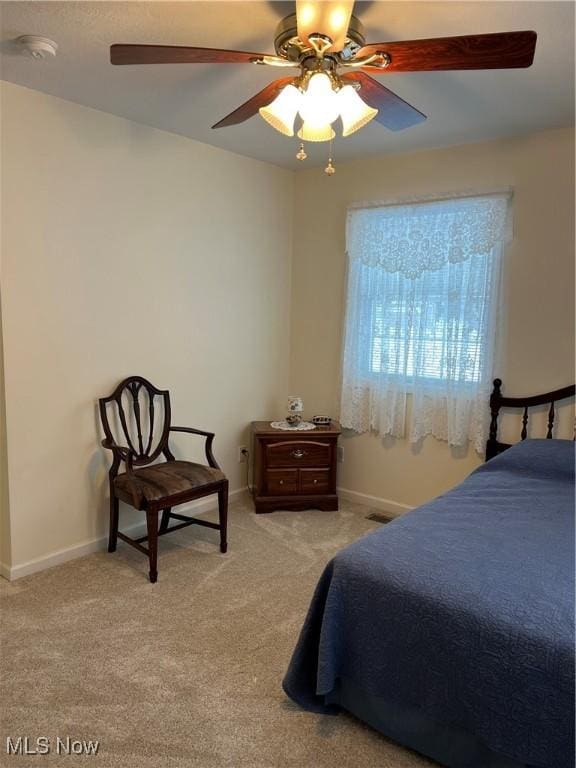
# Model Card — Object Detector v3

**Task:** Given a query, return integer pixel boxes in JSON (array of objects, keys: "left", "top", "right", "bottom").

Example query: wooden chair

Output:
[{"left": 99, "top": 376, "right": 228, "bottom": 583}]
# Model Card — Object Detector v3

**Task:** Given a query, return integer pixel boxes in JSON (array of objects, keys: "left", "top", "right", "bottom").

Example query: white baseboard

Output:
[
  {"left": 337, "top": 486, "right": 414, "bottom": 517},
  {"left": 8, "top": 538, "right": 108, "bottom": 582},
  {"left": 6, "top": 487, "right": 248, "bottom": 582}
]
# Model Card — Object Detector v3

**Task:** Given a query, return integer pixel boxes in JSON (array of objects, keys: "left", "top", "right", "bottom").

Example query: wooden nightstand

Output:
[{"left": 251, "top": 421, "right": 341, "bottom": 514}]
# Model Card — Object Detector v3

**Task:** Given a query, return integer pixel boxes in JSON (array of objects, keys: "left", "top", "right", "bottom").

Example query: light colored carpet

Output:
[{"left": 1, "top": 497, "right": 436, "bottom": 768}]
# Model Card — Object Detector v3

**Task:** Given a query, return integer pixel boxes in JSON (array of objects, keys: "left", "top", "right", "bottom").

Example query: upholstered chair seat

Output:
[{"left": 114, "top": 461, "right": 226, "bottom": 510}]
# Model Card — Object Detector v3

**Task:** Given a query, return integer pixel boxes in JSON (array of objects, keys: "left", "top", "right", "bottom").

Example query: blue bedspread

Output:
[{"left": 283, "top": 440, "right": 575, "bottom": 768}]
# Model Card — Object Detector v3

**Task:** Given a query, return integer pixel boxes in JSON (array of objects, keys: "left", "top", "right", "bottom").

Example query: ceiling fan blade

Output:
[
  {"left": 296, "top": 0, "right": 354, "bottom": 51},
  {"left": 358, "top": 31, "right": 537, "bottom": 72},
  {"left": 110, "top": 44, "right": 272, "bottom": 66},
  {"left": 341, "top": 72, "right": 426, "bottom": 131},
  {"left": 212, "top": 77, "right": 295, "bottom": 129}
]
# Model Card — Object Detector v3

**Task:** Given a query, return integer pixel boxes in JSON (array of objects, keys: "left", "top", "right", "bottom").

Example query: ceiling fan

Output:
[{"left": 110, "top": 1, "right": 537, "bottom": 172}]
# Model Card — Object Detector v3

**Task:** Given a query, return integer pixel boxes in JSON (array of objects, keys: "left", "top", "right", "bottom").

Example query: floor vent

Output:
[{"left": 366, "top": 512, "right": 395, "bottom": 525}]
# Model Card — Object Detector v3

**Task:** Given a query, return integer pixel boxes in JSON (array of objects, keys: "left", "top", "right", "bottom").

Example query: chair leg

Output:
[
  {"left": 159, "top": 507, "right": 171, "bottom": 534},
  {"left": 146, "top": 509, "right": 159, "bottom": 583},
  {"left": 218, "top": 482, "right": 228, "bottom": 554},
  {"left": 108, "top": 494, "right": 119, "bottom": 553}
]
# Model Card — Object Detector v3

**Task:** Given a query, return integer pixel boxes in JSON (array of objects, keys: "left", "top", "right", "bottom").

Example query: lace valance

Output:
[{"left": 347, "top": 193, "right": 512, "bottom": 279}]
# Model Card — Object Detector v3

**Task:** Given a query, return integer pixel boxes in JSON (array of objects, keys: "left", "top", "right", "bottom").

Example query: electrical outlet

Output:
[
  {"left": 337, "top": 445, "right": 344, "bottom": 463},
  {"left": 238, "top": 446, "right": 248, "bottom": 463}
]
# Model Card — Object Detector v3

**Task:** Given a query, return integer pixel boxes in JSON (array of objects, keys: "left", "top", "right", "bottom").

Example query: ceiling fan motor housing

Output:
[{"left": 274, "top": 13, "right": 366, "bottom": 63}]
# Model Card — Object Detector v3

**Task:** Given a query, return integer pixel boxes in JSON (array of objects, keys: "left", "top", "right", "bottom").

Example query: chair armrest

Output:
[
  {"left": 170, "top": 426, "right": 215, "bottom": 438},
  {"left": 101, "top": 438, "right": 136, "bottom": 473},
  {"left": 169, "top": 426, "right": 220, "bottom": 469}
]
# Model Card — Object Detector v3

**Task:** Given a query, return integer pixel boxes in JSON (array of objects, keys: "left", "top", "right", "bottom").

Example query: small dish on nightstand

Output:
[{"left": 312, "top": 415, "right": 332, "bottom": 426}]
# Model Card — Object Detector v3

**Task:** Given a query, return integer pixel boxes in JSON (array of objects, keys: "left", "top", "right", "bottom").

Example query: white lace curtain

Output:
[{"left": 340, "top": 193, "right": 512, "bottom": 454}]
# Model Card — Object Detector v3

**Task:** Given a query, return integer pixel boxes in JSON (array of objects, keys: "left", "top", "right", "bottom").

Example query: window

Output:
[
  {"left": 364, "top": 259, "right": 487, "bottom": 383},
  {"left": 341, "top": 193, "right": 512, "bottom": 453}
]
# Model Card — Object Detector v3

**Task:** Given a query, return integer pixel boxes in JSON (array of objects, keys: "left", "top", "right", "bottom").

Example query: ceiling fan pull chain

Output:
[
  {"left": 325, "top": 135, "right": 336, "bottom": 176},
  {"left": 296, "top": 141, "right": 307, "bottom": 161}
]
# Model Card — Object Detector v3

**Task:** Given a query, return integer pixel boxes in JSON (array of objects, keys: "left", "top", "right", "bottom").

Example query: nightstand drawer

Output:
[
  {"left": 266, "top": 469, "right": 298, "bottom": 495},
  {"left": 300, "top": 468, "right": 331, "bottom": 494},
  {"left": 266, "top": 440, "right": 331, "bottom": 468}
]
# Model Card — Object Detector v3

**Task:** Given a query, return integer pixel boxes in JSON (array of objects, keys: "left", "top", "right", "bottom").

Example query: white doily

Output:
[{"left": 270, "top": 421, "right": 316, "bottom": 431}]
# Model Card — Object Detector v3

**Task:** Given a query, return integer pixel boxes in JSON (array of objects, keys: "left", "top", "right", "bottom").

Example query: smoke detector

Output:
[{"left": 17, "top": 35, "right": 58, "bottom": 60}]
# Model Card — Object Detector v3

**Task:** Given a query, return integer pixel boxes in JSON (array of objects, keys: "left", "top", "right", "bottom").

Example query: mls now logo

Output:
[{"left": 6, "top": 736, "right": 99, "bottom": 756}]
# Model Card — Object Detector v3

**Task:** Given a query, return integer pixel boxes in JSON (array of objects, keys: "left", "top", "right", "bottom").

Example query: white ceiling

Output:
[{"left": 1, "top": 1, "right": 574, "bottom": 169}]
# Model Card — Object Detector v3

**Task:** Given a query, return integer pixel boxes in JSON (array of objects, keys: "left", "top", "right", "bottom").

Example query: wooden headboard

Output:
[{"left": 485, "top": 378, "right": 576, "bottom": 461}]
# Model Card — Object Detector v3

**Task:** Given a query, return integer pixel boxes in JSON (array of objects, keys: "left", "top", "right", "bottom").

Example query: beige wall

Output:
[
  {"left": 290, "top": 128, "right": 575, "bottom": 508},
  {"left": 0, "top": 298, "right": 10, "bottom": 572},
  {"left": 1, "top": 81, "right": 573, "bottom": 574},
  {"left": 0, "top": 82, "right": 293, "bottom": 572}
]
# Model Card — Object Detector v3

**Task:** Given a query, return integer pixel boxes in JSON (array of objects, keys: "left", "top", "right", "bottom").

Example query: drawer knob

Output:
[
  {"left": 313, "top": 479, "right": 318, "bottom": 484},
  {"left": 279, "top": 480, "right": 284, "bottom": 485},
  {"left": 291, "top": 449, "right": 307, "bottom": 459}
]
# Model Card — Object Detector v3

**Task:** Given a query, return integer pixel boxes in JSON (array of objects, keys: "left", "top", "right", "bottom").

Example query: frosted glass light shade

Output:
[
  {"left": 296, "top": 0, "right": 354, "bottom": 51},
  {"left": 297, "top": 122, "right": 336, "bottom": 142},
  {"left": 299, "top": 73, "right": 340, "bottom": 126},
  {"left": 259, "top": 85, "right": 302, "bottom": 136},
  {"left": 338, "top": 85, "right": 378, "bottom": 137}
]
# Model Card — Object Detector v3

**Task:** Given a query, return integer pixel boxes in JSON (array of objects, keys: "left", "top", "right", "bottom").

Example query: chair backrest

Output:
[{"left": 99, "top": 376, "right": 172, "bottom": 466}]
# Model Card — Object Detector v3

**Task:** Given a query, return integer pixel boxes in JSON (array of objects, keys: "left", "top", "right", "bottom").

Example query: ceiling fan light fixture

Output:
[
  {"left": 297, "top": 121, "right": 336, "bottom": 142},
  {"left": 338, "top": 85, "right": 378, "bottom": 136},
  {"left": 299, "top": 72, "right": 340, "bottom": 126},
  {"left": 259, "top": 84, "right": 302, "bottom": 136},
  {"left": 110, "top": 20, "right": 537, "bottom": 174}
]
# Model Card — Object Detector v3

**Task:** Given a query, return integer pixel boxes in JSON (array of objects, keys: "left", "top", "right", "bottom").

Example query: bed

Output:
[{"left": 283, "top": 381, "right": 575, "bottom": 768}]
